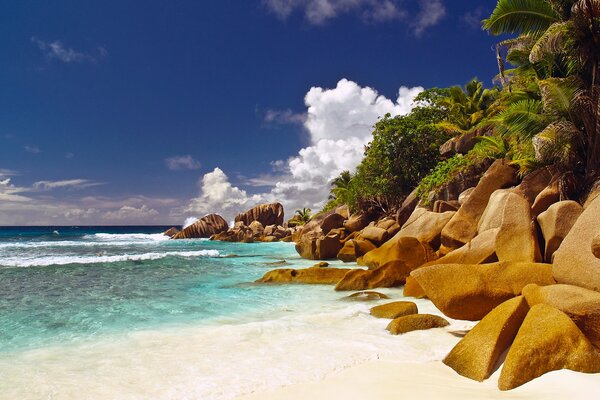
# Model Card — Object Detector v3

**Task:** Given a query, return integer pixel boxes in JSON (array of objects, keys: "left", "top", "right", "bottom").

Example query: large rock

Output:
[
  {"left": 345, "top": 291, "right": 390, "bottom": 301},
  {"left": 495, "top": 192, "right": 542, "bottom": 263},
  {"left": 396, "top": 189, "right": 418, "bottom": 227},
  {"left": 443, "top": 296, "right": 529, "bottom": 381},
  {"left": 426, "top": 228, "right": 498, "bottom": 266},
  {"left": 256, "top": 265, "right": 350, "bottom": 285},
  {"left": 399, "top": 208, "right": 456, "bottom": 248},
  {"left": 498, "top": 304, "right": 600, "bottom": 390},
  {"left": 163, "top": 227, "right": 180, "bottom": 238},
  {"left": 316, "top": 233, "right": 344, "bottom": 259},
  {"left": 522, "top": 284, "right": 600, "bottom": 346},
  {"left": 439, "top": 131, "right": 478, "bottom": 157},
  {"left": 403, "top": 276, "right": 426, "bottom": 298},
  {"left": 337, "top": 238, "right": 377, "bottom": 263},
  {"left": 235, "top": 202, "right": 284, "bottom": 227},
  {"left": 553, "top": 195, "right": 600, "bottom": 291},
  {"left": 370, "top": 301, "right": 418, "bottom": 319},
  {"left": 172, "top": 214, "right": 229, "bottom": 239},
  {"left": 320, "top": 213, "right": 346, "bottom": 235},
  {"left": 360, "top": 226, "right": 390, "bottom": 246},
  {"left": 411, "top": 262, "right": 555, "bottom": 320},
  {"left": 513, "top": 166, "right": 556, "bottom": 205},
  {"left": 295, "top": 232, "right": 319, "bottom": 260},
  {"left": 531, "top": 181, "right": 560, "bottom": 216},
  {"left": 362, "top": 236, "right": 435, "bottom": 270},
  {"left": 334, "top": 263, "right": 407, "bottom": 291},
  {"left": 386, "top": 314, "right": 449, "bottom": 335},
  {"left": 344, "top": 213, "right": 373, "bottom": 233},
  {"left": 248, "top": 220, "right": 264, "bottom": 236},
  {"left": 441, "top": 160, "right": 518, "bottom": 250},
  {"left": 537, "top": 201, "right": 582, "bottom": 263}
]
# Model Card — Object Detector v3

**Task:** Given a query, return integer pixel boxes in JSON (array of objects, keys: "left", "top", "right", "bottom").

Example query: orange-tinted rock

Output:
[
  {"left": 316, "top": 234, "right": 344, "bottom": 259},
  {"left": 433, "top": 200, "right": 459, "bottom": 213},
  {"left": 386, "top": 314, "right": 449, "bottom": 335},
  {"left": 537, "top": 201, "right": 582, "bottom": 263},
  {"left": 235, "top": 202, "right": 284, "bottom": 227},
  {"left": 344, "top": 213, "right": 372, "bottom": 233},
  {"left": 441, "top": 159, "right": 518, "bottom": 250},
  {"left": 531, "top": 181, "right": 560, "bottom": 217},
  {"left": 163, "top": 227, "right": 180, "bottom": 238},
  {"left": 362, "top": 236, "right": 435, "bottom": 270},
  {"left": 513, "top": 166, "right": 556, "bottom": 205},
  {"left": 443, "top": 296, "right": 529, "bottom": 381},
  {"left": 337, "top": 238, "right": 376, "bottom": 263},
  {"left": 396, "top": 189, "right": 418, "bottom": 227},
  {"left": 498, "top": 304, "right": 600, "bottom": 390},
  {"left": 553, "top": 195, "right": 600, "bottom": 291},
  {"left": 334, "top": 263, "right": 407, "bottom": 291},
  {"left": 172, "top": 214, "right": 229, "bottom": 239},
  {"left": 345, "top": 291, "right": 390, "bottom": 301},
  {"left": 320, "top": 213, "right": 346, "bottom": 235},
  {"left": 399, "top": 207, "right": 456, "bottom": 248},
  {"left": 411, "top": 262, "right": 555, "bottom": 320},
  {"left": 426, "top": 228, "right": 499, "bottom": 267},
  {"left": 403, "top": 276, "right": 426, "bottom": 298},
  {"left": 370, "top": 301, "right": 418, "bottom": 319},
  {"left": 256, "top": 266, "right": 350, "bottom": 285},
  {"left": 360, "top": 226, "right": 390, "bottom": 246},
  {"left": 522, "top": 283, "right": 600, "bottom": 346}
]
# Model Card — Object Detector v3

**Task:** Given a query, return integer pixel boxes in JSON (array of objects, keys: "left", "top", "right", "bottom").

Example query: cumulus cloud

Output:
[
  {"left": 181, "top": 78, "right": 423, "bottom": 221},
  {"left": 183, "top": 167, "right": 263, "bottom": 222},
  {"left": 165, "top": 155, "right": 202, "bottom": 171},
  {"left": 262, "top": 0, "right": 406, "bottom": 24},
  {"left": 413, "top": 0, "right": 446, "bottom": 36},
  {"left": 31, "top": 37, "right": 107, "bottom": 63}
]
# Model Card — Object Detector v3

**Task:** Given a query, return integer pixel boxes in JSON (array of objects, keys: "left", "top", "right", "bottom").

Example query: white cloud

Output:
[
  {"left": 0, "top": 168, "right": 18, "bottom": 177},
  {"left": 182, "top": 167, "right": 263, "bottom": 222},
  {"left": 0, "top": 178, "right": 31, "bottom": 203},
  {"left": 165, "top": 155, "right": 202, "bottom": 171},
  {"left": 413, "top": 0, "right": 446, "bottom": 36},
  {"left": 32, "top": 179, "right": 104, "bottom": 191},
  {"left": 104, "top": 205, "right": 159, "bottom": 221},
  {"left": 24, "top": 145, "right": 40, "bottom": 154},
  {"left": 181, "top": 79, "right": 423, "bottom": 221},
  {"left": 31, "top": 37, "right": 107, "bottom": 63},
  {"left": 262, "top": 0, "right": 407, "bottom": 24},
  {"left": 264, "top": 109, "right": 306, "bottom": 125}
]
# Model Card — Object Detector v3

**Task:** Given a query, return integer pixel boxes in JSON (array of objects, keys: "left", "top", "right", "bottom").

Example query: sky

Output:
[{"left": 0, "top": 0, "right": 503, "bottom": 226}]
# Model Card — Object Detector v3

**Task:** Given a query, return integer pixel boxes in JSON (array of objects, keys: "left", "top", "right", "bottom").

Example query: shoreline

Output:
[{"left": 238, "top": 360, "right": 600, "bottom": 400}]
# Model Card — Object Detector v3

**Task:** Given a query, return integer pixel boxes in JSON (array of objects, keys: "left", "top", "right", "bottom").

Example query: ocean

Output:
[{"left": 0, "top": 226, "right": 466, "bottom": 399}]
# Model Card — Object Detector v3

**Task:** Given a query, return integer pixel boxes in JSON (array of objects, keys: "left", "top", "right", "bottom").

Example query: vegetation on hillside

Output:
[{"left": 323, "top": 0, "right": 599, "bottom": 214}]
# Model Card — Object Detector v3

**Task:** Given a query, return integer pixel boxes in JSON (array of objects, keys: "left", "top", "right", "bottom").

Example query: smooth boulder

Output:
[
  {"left": 498, "top": 304, "right": 600, "bottom": 390},
  {"left": 362, "top": 236, "right": 435, "bottom": 270},
  {"left": 370, "top": 301, "right": 418, "bottom": 319},
  {"left": 411, "top": 262, "right": 555, "bottom": 320},
  {"left": 172, "top": 214, "right": 229, "bottom": 239},
  {"left": 522, "top": 283, "right": 600, "bottom": 346},
  {"left": 386, "top": 314, "right": 449, "bottom": 335},
  {"left": 256, "top": 265, "right": 350, "bottom": 285},
  {"left": 335, "top": 263, "right": 407, "bottom": 291},
  {"left": 553, "top": 195, "right": 600, "bottom": 291},
  {"left": 235, "top": 202, "right": 284, "bottom": 227},
  {"left": 537, "top": 201, "right": 582, "bottom": 263},
  {"left": 441, "top": 159, "right": 518, "bottom": 250},
  {"left": 443, "top": 296, "right": 529, "bottom": 381}
]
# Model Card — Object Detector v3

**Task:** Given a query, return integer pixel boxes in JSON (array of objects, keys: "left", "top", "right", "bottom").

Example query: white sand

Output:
[{"left": 239, "top": 360, "right": 600, "bottom": 400}]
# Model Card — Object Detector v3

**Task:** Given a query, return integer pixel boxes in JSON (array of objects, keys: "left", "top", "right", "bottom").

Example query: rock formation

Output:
[{"left": 172, "top": 214, "right": 228, "bottom": 239}]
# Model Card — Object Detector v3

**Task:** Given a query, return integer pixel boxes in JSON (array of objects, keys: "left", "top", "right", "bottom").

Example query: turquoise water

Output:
[{"left": 0, "top": 226, "right": 327, "bottom": 353}]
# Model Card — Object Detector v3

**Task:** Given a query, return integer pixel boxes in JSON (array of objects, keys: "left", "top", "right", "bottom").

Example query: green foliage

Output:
[
  {"left": 483, "top": 0, "right": 560, "bottom": 36},
  {"left": 415, "top": 155, "right": 473, "bottom": 204},
  {"left": 289, "top": 208, "right": 312, "bottom": 226}
]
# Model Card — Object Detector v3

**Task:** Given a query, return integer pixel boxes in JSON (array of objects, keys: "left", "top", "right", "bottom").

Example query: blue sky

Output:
[{"left": 0, "top": 0, "right": 502, "bottom": 225}]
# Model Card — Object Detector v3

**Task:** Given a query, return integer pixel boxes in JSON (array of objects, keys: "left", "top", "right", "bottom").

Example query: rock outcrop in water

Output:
[
  {"left": 172, "top": 214, "right": 228, "bottom": 239},
  {"left": 235, "top": 202, "right": 284, "bottom": 227}
]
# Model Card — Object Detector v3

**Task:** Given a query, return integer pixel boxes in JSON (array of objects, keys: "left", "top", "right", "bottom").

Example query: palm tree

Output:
[
  {"left": 328, "top": 170, "right": 352, "bottom": 202},
  {"left": 294, "top": 208, "right": 312, "bottom": 224},
  {"left": 484, "top": 0, "right": 600, "bottom": 181}
]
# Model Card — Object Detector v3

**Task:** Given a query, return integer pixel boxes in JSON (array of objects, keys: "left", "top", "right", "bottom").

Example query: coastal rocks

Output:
[
  {"left": 362, "top": 236, "right": 435, "bottom": 271},
  {"left": 320, "top": 213, "right": 346, "bottom": 235},
  {"left": 256, "top": 264, "right": 350, "bottom": 285},
  {"left": 426, "top": 228, "right": 499, "bottom": 266},
  {"left": 498, "top": 304, "right": 600, "bottom": 390},
  {"left": 386, "top": 314, "right": 449, "bottom": 335},
  {"left": 410, "top": 262, "right": 555, "bottom": 320},
  {"left": 522, "top": 284, "right": 600, "bottom": 345},
  {"left": 398, "top": 208, "right": 456, "bottom": 248},
  {"left": 494, "top": 192, "right": 541, "bottom": 263},
  {"left": 345, "top": 291, "right": 390, "bottom": 301},
  {"left": 513, "top": 166, "right": 556, "bottom": 205},
  {"left": 537, "top": 201, "right": 582, "bottom": 263},
  {"left": 441, "top": 159, "right": 519, "bottom": 250},
  {"left": 344, "top": 213, "right": 372, "bottom": 233},
  {"left": 316, "top": 233, "right": 345, "bottom": 259},
  {"left": 172, "top": 214, "right": 229, "bottom": 239},
  {"left": 531, "top": 181, "right": 561, "bottom": 216},
  {"left": 553, "top": 195, "right": 600, "bottom": 291},
  {"left": 370, "top": 301, "right": 418, "bottom": 319},
  {"left": 235, "top": 202, "right": 284, "bottom": 227},
  {"left": 162, "top": 227, "right": 180, "bottom": 238},
  {"left": 334, "top": 263, "right": 407, "bottom": 291},
  {"left": 443, "top": 296, "right": 530, "bottom": 381},
  {"left": 403, "top": 276, "right": 426, "bottom": 298},
  {"left": 360, "top": 226, "right": 390, "bottom": 246},
  {"left": 439, "top": 131, "right": 478, "bottom": 157},
  {"left": 337, "top": 238, "right": 376, "bottom": 263}
]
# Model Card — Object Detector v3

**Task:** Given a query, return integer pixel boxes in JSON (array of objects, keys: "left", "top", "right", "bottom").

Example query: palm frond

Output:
[
  {"left": 529, "top": 21, "right": 576, "bottom": 63},
  {"left": 484, "top": 0, "right": 561, "bottom": 36},
  {"left": 538, "top": 77, "right": 581, "bottom": 119}
]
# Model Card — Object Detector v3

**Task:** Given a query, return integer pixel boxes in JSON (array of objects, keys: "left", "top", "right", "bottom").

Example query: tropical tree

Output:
[
  {"left": 294, "top": 208, "right": 312, "bottom": 224},
  {"left": 484, "top": 0, "right": 600, "bottom": 182}
]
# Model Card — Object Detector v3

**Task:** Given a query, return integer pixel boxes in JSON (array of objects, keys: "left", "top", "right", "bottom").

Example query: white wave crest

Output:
[
  {"left": 0, "top": 250, "right": 220, "bottom": 268},
  {"left": 84, "top": 233, "right": 170, "bottom": 242}
]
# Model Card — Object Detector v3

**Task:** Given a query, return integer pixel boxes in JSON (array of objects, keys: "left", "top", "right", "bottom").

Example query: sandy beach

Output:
[{"left": 240, "top": 360, "right": 600, "bottom": 400}]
